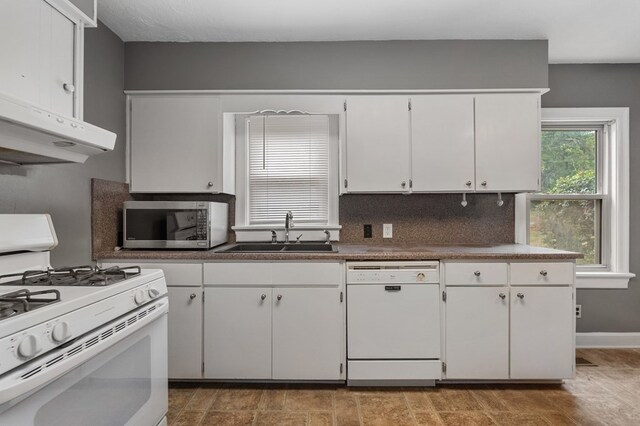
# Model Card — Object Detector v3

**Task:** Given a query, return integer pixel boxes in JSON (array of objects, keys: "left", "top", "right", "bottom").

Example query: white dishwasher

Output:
[{"left": 347, "top": 261, "right": 442, "bottom": 386}]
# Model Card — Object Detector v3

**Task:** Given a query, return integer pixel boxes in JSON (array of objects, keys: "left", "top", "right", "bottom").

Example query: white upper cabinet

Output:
[
  {"left": 129, "top": 95, "right": 233, "bottom": 194},
  {"left": 0, "top": 0, "right": 80, "bottom": 118},
  {"left": 475, "top": 93, "right": 541, "bottom": 192},
  {"left": 410, "top": 95, "right": 475, "bottom": 192},
  {"left": 345, "top": 96, "right": 411, "bottom": 192}
]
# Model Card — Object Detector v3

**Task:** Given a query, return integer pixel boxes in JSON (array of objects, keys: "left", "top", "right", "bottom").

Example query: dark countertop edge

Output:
[{"left": 95, "top": 245, "right": 583, "bottom": 261}]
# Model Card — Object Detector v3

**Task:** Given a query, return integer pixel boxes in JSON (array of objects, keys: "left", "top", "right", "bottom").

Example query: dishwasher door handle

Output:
[{"left": 384, "top": 285, "right": 402, "bottom": 291}]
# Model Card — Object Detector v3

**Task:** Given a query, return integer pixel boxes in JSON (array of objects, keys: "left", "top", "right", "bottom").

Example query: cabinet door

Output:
[
  {"left": 48, "top": 7, "right": 75, "bottom": 117},
  {"left": 167, "top": 287, "right": 203, "bottom": 379},
  {"left": 272, "top": 288, "right": 343, "bottom": 380},
  {"left": 445, "top": 286, "right": 509, "bottom": 379},
  {"left": 204, "top": 287, "right": 272, "bottom": 379},
  {"left": 130, "top": 95, "right": 220, "bottom": 193},
  {"left": 510, "top": 286, "right": 574, "bottom": 379},
  {"left": 411, "top": 95, "right": 475, "bottom": 191},
  {"left": 0, "top": 0, "right": 46, "bottom": 106},
  {"left": 475, "top": 94, "right": 540, "bottom": 192},
  {"left": 345, "top": 96, "right": 410, "bottom": 192}
]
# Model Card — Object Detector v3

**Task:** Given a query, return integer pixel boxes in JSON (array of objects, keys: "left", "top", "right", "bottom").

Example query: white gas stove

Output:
[{"left": 0, "top": 214, "right": 169, "bottom": 426}]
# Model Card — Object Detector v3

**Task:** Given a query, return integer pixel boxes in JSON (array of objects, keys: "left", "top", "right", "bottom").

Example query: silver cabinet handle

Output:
[
  {"left": 540, "top": 270, "right": 548, "bottom": 277},
  {"left": 260, "top": 294, "right": 267, "bottom": 301},
  {"left": 276, "top": 294, "right": 283, "bottom": 301},
  {"left": 189, "top": 293, "right": 197, "bottom": 300},
  {"left": 466, "top": 180, "right": 472, "bottom": 187},
  {"left": 499, "top": 293, "right": 506, "bottom": 300},
  {"left": 63, "top": 83, "right": 75, "bottom": 93},
  {"left": 474, "top": 270, "right": 481, "bottom": 277},
  {"left": 517, "top": 293, "right": 525, "bottom": 299},
  {"left": 481, "top": 181, "right": 487, "bottom": 187},
  {"left": 207, "top": 181, "right": 214, "bottom": 188}
]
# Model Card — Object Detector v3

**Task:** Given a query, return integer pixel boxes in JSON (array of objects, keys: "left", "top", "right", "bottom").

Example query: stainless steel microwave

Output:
[{"left": 123, "top": 201, "right": 228, "bottom": 249}]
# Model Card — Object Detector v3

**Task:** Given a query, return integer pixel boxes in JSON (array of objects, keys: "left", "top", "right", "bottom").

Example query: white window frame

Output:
[
  {"left": 232, "top": 111, "right": 342, "bottom": 243},
  {"left": 516, "top": 108, "right": 634, "bottom": 289}
]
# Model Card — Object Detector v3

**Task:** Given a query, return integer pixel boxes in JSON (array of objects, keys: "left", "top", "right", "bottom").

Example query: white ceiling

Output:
[{"left": 98, "top": 0, "right": 640, "bottom": 64}]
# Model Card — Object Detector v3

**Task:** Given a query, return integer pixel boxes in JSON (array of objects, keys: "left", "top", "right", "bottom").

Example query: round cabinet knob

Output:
[
  {"left": 466, "top": 181, "right": 472, "bottom": 187},
  {"left": 134, "top": 290, "right": 146, "bottom": 305},
  {"left": 499, "top": 293, "right": 506, "bottom": 300},
  {"left": 189, "top": 293, "right": 197, "bottom": 300},
  {"left": 260, "top": 294, "right": 267, "bottom": 301},
  {"left": 63, "top": 83, "right": 75, "bottom": 93},
  {"left": 416, "top": 272, "right": 425, "bottom": 281},
  {"left": 401, "top": 181, "right": 406, "bottom": 188},
  {"left": 474, "top": 270, "right": 481, "bottom": 277},
  {"left": 517, "top": 293, "right": 525, "bottom": 299},
  {"left": 276, "top": 294, "right": 283, "bottom": 301},
  {"left": 51, "top": 322, "right": 71, "bottom": 343},
  {"left": 148, "top": 288, "right": 160, "bottom": 299},
  {"left": 18, "top": 335, "right": 42, "bottom": 359},
  {"left": 207, "top": 181, "right": 214, "bottom": 188},
  {"left": 481, "top": 181, "right": 487, "bottom": 187},
  {"left": 540, "top": 270, "right": 548, "bottom": 277}
]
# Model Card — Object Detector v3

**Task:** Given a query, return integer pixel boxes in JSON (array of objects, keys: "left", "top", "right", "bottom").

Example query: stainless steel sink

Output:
[{"left": 219, "top": 243, "right": 336, "bottom": 253}]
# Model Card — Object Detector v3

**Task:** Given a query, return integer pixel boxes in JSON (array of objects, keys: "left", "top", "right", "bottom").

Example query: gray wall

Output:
[
  {"left": 69, "top": 0, "right": 94, "bottom": 20},
  {"left": 0, "top": 21, "right": 125, "bottom": 266},
  {"left": 125, "top": 40, "right": 548, "bottom": 90},
  {"left": 544, "top": 64, "right": 640, "bottom": 332}
]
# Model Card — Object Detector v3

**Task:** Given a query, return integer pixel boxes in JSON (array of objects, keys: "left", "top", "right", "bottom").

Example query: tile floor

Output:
[{"left": 168, "top": 349, "right": 640, "bottom": 425}]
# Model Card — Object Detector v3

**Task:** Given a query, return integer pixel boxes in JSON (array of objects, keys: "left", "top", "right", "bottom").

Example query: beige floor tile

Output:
[
  {"left": 334, "top": 392, "right": 360, "bottom": 426},
  {"left": 184, "top": 387, "right": 218, "bottom": 411},
  {"left": 404, "top": 389, "right": 435, "bottom": 411},
  {"left": 255, "top": 411, "right": 308, "bottom": 426},
  {"left": 211, "top": 388, "right": 263, "bottom": 411},
  {"left": 260, "top": 387, "right": 287, "bottom": 410},
  {"left": 438, "top": 411, "right": 496, "bottom": 426},
  {"left": 201, "top": 410, "right": 256, "bottom": 426},
  {"left": 489, "top": 412, "right": 551, "bottom": 426},
  {"left": 428, "top": 389, "right": 484, "bottom": 412},
  {"left": 309, "top": 411, "right": 335, "bottom": 426},
  {"left": 171, "top": 410, "right": 206, "bottom": 426},
  {"left": 284, "top": 389, "right": 334, "bottom": 411},
  {"left": 358, "top": 394, "right": 415, "bottom": 426},
  {"left": 541, "top": 412, "right": 578, "bottom": 426},
  {"left": 413, "top": 411, "right": 444, "bottom": 425}
]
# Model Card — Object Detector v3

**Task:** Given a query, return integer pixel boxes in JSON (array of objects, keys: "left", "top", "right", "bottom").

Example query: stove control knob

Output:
[
  {"left": 148, "top": 288, "right": 160, "bottom": 299},
  {"left": 134, "top": 289, "right": 146, "bottom": 305},
  {"left": 52, "top": 322, "right": 71, "bottom": 343},
  {"left": 17, "top": 335, "right": 42, "bottom": 359}
]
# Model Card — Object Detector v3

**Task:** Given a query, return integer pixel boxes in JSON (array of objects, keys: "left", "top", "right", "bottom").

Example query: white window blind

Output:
[{"left": 247, "top": 114, "right": 330, "bottom": 225}]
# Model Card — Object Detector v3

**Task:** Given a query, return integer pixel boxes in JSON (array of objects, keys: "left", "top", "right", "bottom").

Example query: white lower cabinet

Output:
[
  {"left": 167, "top": 287, "right": 203, "bottom": 379},
  {"left": 445, "top": 286, "right": 509, "bottom": 379},
  {"left": 204, "top": 288, "right": 272, "bottom": 379},
  {"left": 444, "top": 261, "right": 575, "bottom": 381},
  {"left": 510, "top": 286, "right": 574, "bottom": 379},
  {"left": 272, "top": 288, "right": 342, "bottom": 380}
]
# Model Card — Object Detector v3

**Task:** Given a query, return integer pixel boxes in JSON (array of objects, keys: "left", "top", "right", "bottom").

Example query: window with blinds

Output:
[{"left": 247, "top": 114, "right": 331, "bottom": 225}]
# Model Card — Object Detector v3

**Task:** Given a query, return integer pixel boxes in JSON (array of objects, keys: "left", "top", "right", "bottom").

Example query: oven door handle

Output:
[{"left": 0, "top": 299, "right": 167, "bottom": 406}]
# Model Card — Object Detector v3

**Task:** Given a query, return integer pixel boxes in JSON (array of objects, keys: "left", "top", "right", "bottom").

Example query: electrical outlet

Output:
[
  {"left": 576, "top": 305, "right": 582, "bottom": 318},
  {"left": 383, "top": 223, "right": 393, "bottom": 239},
  {"left": 364, "top": 224, "right": 372, "bottom": 238}
]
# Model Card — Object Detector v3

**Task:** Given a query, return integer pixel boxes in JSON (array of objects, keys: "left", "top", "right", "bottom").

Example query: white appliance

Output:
[
  {"left": 0, "top": 214, "right": 168, "bottom": 426},
  {"left": 0, "top": 91, "right": 116, "bottom": 165},
  {"left": 347, "top": 261, "right": 442, "bottom": 386}
]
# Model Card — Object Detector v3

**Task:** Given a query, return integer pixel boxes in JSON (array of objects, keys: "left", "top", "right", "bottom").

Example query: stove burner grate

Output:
[
  {"left": 0, "top": 266, "right": 141, "bottom": 287},
  {"left": 0, "top": 289, "right": 61, "bottom": 320}
]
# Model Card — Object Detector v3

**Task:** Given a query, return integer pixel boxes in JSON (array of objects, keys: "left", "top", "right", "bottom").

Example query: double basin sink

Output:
[{"left": 220, "top": 243, "right": 337, "bottom": 253}]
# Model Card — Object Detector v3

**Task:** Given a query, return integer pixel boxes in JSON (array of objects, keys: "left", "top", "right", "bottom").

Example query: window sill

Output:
[{"left": 576, "top": 271, "right": 635, "bottom": 289}]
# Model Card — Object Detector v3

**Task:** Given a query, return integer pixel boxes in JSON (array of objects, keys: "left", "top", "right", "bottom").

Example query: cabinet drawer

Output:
[
  {"left": 204, "top": 262, "right": 272, "bottom": 285},
  {"left": 272, "top": 262, "right": 342, "bottom": 286},
  {"left": 101, "top": 262, "right": 202, "bottom": 286},
  {"left": 445, "top": 262, "right": 508, "bottom": 286},
  {"left": 511, "top": 262, "right": 574, "bottom": 285}
]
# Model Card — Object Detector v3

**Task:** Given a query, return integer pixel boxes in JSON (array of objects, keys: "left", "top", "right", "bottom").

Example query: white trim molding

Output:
[
  {"left": 517, "top": 107, "right": 634, "bottom": 289},
  {"left": 576, "top": 332, "right": 640, "bottom": 348}
]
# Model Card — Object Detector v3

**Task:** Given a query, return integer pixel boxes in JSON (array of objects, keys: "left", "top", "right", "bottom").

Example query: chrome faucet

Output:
[
  {"left": 284, "top": 211, "right": 293, "bottom": 244},
  {"left": 270, "top": 230, "right": 277, "bottom": 244}
]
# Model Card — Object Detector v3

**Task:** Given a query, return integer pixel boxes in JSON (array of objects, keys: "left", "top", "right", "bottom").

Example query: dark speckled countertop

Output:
[{"left": 96, "top": 243, "right": 582, "bottom": 261}]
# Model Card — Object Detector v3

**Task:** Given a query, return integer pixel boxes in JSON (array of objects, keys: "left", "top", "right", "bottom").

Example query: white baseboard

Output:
[{"left": 576, "top": 332, "right": 640, "bottom": 348}]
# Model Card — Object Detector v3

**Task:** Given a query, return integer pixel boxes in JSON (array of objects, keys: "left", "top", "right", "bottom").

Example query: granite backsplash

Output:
[{"left": 91, "top": 178, "right": 514, "bottom": 259}]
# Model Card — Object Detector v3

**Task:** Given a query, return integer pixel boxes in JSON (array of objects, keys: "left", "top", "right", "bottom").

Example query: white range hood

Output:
[{"left": 0, "top": 92, "right": 116, "bottom": 165}]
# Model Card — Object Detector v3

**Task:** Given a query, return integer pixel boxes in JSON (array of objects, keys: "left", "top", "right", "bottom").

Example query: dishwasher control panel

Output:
[{"left": 347, "top": 261, "right": 439, "bottom": 284}]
